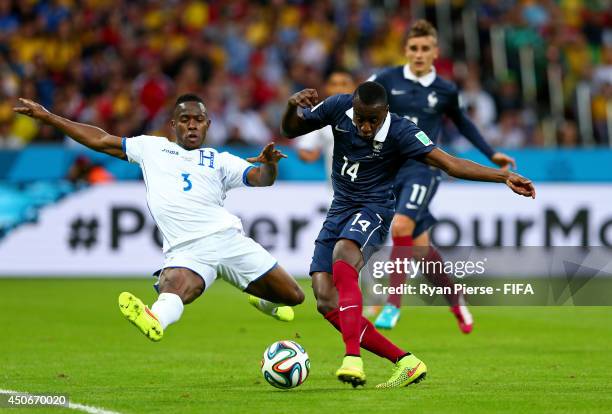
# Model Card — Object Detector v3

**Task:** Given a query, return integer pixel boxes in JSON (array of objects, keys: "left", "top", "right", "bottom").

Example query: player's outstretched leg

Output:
[
  {"left": 118, "top": 292, "right": 164, "bottom": 341},
  {"left": 119, "top": 267, "right": 203, "bottom": 341},
  {"left": 420, "top": 245, "right": 473, "bottom": 334},
  {"left": 376, "top": 354, "right": 427, "bottom": 389},
  {"left": 313, "top": 271, "right": 427, "bottom": 388},
  {"left": 244, "top": 264, "right": 304, "bottom": 322},
  {"left": 377, "top": 213, "right": 475, "bottom": 334},
  {"left": 248, "top": 295, "right": 294, "bottom": 322},
  {"left": 374, "top": 234, "right": 412, "bottom": 329}
]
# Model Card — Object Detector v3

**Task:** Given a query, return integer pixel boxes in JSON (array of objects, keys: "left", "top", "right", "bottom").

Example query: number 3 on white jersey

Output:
[
  {"left": 181, "top": 173, "right": 193, "bottom": 191},
  {"left": 341, "top": 156, "right": 360, "bottom": 182}
]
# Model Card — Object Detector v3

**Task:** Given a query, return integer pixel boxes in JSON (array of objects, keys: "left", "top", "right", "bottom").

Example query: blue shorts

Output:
[
  {"left": 394, "top": 169, "right": 441, "bottom": 238},
  {"left": 309, "top": 204, "right": 393, "bottom": 275}
]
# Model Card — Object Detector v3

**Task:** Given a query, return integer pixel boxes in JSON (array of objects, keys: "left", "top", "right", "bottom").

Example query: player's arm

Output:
[
  {"left": 13, "top": 98, "right": 125, "bottom": 159},
  {"left": 449, "top": 93, "right": 516, "bottom": 169},
  {"left": 245, "top": 143, "right": 287, "bottom": 187},
  {"left": 423, "top": 147, "right": 535, "bottom": 198},
  {"left": 280, "top": 89, "right": 325, "bottom": 138}
]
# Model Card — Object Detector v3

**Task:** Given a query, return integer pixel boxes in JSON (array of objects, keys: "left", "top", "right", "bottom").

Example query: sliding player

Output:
[{"left": 14, "top": 94, "right": 304, "bottom": 342}]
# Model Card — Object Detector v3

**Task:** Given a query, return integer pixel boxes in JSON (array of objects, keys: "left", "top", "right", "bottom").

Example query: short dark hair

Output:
[
  {"left": 353, "top": 81, "right": 388, "bottom": 106},
  {"left": 175, "top": 93, "right": 204, "bottom": 108},
  {"left": 406, "top": 19, "right": 438, "bottom": 41}
]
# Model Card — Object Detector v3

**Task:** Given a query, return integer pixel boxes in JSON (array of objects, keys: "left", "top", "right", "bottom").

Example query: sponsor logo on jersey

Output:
[
  {"left": 391, "top": 88, "right": 407, "bottom": 95},
  {"left": 162, "top": 148, "right": 179, "bottom": 155},
  {"left": 334, "top": 124, "right": 350, "bottom": 133}
]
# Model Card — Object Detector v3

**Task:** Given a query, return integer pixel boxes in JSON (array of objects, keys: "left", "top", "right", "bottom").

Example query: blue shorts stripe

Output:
[{"left": 360, "top": 224, "right": 382, "bottom": 251}]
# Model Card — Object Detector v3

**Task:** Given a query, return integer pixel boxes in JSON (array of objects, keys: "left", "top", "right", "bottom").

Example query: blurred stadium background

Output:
[
  {"left": 0, "top": 0, "right": 610, "bottom": 274},
  {"left": 1, "top": 2, "right": 612, "bottom": 413}
]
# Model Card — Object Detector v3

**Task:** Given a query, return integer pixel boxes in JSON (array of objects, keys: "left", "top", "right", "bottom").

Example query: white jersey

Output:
[
  {"left": 123, "top": 135, "right": 253, "bottom": 252},
  {"left": 296, "top": 125, "right": 334, "bottom": 191}
]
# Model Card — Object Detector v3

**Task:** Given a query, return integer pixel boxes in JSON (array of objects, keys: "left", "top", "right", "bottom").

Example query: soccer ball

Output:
[{"left": 261, "top": 340, "right": 310, "bottom": 389}]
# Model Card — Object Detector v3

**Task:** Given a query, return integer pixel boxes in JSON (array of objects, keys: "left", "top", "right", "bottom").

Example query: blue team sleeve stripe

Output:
[
  {"left": 242, "top": 166, "right": 255, "bottom": 186},
  {"left": 121, "top": 137, "right": 128, "bottom": 161}
]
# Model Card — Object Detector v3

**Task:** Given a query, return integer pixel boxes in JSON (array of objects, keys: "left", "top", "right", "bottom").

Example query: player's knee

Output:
[
  {"left": 181, "top": 282, "right": 204, "bottom": 304},
  {"left": 391, "top": 215, "right": 415, "bottom": 237},
  {"left": 159, "top": 269, "right": 204, "bottom": 304},
  {"left": 332, "top": 239, "right": 363, "bottom": 269},
  {"left": 332, "top": 256, "right": 364, "bottom": 271}
]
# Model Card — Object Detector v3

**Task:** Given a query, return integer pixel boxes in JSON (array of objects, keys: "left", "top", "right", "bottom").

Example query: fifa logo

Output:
[{"left": 427, "top": 92, "right": 438, "bottom": 108}]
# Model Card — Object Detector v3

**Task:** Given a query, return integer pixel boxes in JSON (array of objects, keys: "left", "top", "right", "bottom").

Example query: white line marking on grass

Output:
[
  {"left": 0, "top": 389, "right": 123, "bottom": 414},
  {"left": 68, "top": 401, "right": 124, "bottom": 414}
]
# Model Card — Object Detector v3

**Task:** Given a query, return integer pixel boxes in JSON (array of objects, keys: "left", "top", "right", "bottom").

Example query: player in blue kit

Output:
[
  {"left": 369, "top": 20, "right": 516, "bottom": 332},
  {"left": 281, "top": 81, "right": 535, "bottom": 388}
]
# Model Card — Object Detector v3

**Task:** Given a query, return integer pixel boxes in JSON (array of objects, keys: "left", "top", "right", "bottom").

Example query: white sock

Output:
[{"left": 150, "top": 293, "right": 184, "bottom": 330}]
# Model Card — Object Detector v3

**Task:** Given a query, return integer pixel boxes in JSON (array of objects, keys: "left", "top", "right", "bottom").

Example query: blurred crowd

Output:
[{"left": 0, "top": 0, "right": 610, "bottom": 151}]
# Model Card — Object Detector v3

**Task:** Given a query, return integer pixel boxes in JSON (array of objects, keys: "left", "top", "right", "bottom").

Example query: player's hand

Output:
[
  {"left": 288, "top": 89, "right": 319, "bottom": 109},
  {"left": 13, "top": 98, "right": 51, "bottom": 120},
  {"left": 247, "top": 143, "right": 288, "bottom": 164},
  {"left": 506, "top": 172, "right": 535, "bottom": 199},
  {"left": 491, "top": 152, "right": 516, "bottom": 171}
]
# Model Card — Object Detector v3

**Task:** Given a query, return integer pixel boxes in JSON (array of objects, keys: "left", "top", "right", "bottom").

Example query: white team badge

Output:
[
  {"left": 427, "top": 91, "right": 438, "bottom": 108},
  {"left": 372, "top": 140, "right": 383, "bottom": 156}
]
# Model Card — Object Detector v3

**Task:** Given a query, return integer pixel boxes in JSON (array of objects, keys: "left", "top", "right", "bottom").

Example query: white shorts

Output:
[{"left": 157, "top": 228, "right": 278, "bottom": 291}]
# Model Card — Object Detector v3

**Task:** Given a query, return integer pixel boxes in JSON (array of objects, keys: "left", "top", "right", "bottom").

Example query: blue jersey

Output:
[
  {"left": 300, "top": 94, "right": 436, "bottom": 211},
  {"left": 370, "top": 66, "right": 495, "bottom": 181}
]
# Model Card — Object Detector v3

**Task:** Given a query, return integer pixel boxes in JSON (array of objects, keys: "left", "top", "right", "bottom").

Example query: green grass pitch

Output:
[{"left": 2, "top": 278, "right": 612, "bottom": 414}]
